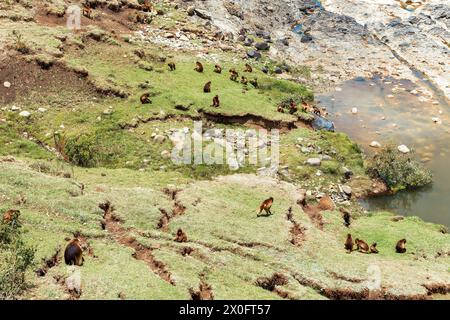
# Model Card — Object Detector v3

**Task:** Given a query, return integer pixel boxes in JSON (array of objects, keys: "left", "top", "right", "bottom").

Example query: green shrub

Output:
[
  {"left": 367, "top": 145, "right": 432, "bottom": 191},
  {"left": 65, "top": 133, "right": 99, "bottom": 167},
  {"left": 0, "top": 213, "right": 35, "bottom": 300},
  {"left": 0, "top": 239, "right": 35, "bottom": 300}
]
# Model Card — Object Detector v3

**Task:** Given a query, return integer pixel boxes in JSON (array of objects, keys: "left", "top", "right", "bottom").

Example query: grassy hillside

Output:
[{"left": 0, "top": 0, "right": 448, "bottom": 300}]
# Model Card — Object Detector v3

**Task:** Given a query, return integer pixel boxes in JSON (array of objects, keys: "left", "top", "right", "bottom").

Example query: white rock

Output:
[
  {"left": 342, "top": 185, "right": 352, "bottom": 195},
  {"left": 161, "top": 150, "right": 171, "bottom": 159},
  {"left": 37, "top": 108, "right": 47, "bottom": 113},
  {"left": 19, "top": 111, "right": 31, "bottom": 118},
  {"left": 306, "top": 158, "right": 321, "bottom": 166},
  {"left": 3, "top": 81, "right": 11, "bottom": 88},
  {"left": 370, "top": 141, "right": 381, "bottom": 148},
  {"left": 11, "top": 105, "right": 20, "bottom": 111},
  {"left": 153, "top": 134, "right": 166, "bottom": 143},
  {"left": 398, "top": 145, "right": 410, "bottom": 154},
  {"left": 351, "top": 107, "right": 358, "bottom": 115}
]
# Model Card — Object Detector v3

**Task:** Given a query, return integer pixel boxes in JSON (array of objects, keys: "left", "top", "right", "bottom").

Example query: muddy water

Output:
[{"left": 317, "top": 76, "right": 450, "bottom": 227}]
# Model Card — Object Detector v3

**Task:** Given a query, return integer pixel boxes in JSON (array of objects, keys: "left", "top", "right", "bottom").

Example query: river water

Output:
[{"left": 317, "top": 75, "right": 450, "bottom": 227}]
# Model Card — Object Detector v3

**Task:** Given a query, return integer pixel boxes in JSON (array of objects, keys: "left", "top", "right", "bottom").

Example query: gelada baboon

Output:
[
  {"left": 142, "top": 0, "right": 154, "bottom": 12},
  {"left": 345, "top": 234, "right": 353, "bottom": 253},
  {"left": 257, "top": 197, "right": 274, "bottom": 217},
  {"left": 396, "top": 239, "right": 407, "bottom": 253},
  {"left": 140, "top": 93, "right": 152, "bottom": 104},
  {"left": 244, "top": 63, "right": 253, "bottom": 73},
  {"left": 214, "top": 64, "right": 222, "bottom": 74},
  {"left": 240, "top": 76, "right": 248, "bottom": 85},
  {"left": 355, "top": 238, "right": 370, "bottom": 254},
  {"left": 289, "top": 101, "right": 298, "bottom": 114},
  {"left": 2, "top": 209, "right": 20, "bottom": 224},
  {"left": 82, "top": 4, "right": 92, "bottom": 18},
  {"left": 249, "top": 78, "right": 258, "bottom": 88},
  {"left": 195, "top": 61, "right": 204, "bottom": 73},
  {"left": 203, "top": 81, "right": 211, "bottom": 93},
  {"left": 340, "top": 208, "right": 351, "bottom": 227},
  {"left": 211, "top": 95, "right": 220, "bottom": 108},
  {"left": 168, "top": 62, "right": 176, "bottom": 71},
  {"left": 64, "top": 239, "right": 84, "bottom": 266},
  {"left": 175, "top": 229, "right": 187, "bottom": 243},
  {"left": 370, "top": 243, "right": 379, "bottom": 254},
  {"left": 229, "top": 69, "right": 238, "bottom": 82}
]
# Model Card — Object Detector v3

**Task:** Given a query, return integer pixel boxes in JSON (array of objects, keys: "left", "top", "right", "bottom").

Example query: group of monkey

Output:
[
  {"left": 256, "top": 197, "right": 408, "bottom": 255},
  {"left": 140, "top": 61, "right": 259, "bottom": 108},
  {"left": 1, "top": 195, "right": 407, "bottom": 269}
]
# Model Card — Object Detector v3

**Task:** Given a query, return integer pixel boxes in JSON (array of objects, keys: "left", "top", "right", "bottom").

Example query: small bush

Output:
[
  {"left": 65, "top": 133, "right": 99, "bottom": 168},
  {"left": 0, "top": 240, "right": 35, "bottom": 300},
  {"left": 0, "top": 213, "right": 35, "bottom": 300},
  {"left": 367, "top": 145, "right": 432, "bottom": 191}
]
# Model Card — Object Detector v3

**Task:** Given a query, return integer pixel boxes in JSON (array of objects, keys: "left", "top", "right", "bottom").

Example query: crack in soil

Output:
[
  {"left": 286, "top": 207, "right": 307, "bottom": 246},
  {"left": 292, "top": 273, "right": 433, "bottom": 300},
  {"left": 256, "top": 272, "right": 294, "bottom": 300},
  {"left": 99, "top": 201, "right": 175, "bottom": 285},
  {"left": 35, "top": 247, "right": 61, "bottom": 277}
]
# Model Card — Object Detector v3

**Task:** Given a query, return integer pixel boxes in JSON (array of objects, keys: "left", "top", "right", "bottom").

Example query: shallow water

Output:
[{"left": 317, "top": 76, "right": 450, "bottom": 227}]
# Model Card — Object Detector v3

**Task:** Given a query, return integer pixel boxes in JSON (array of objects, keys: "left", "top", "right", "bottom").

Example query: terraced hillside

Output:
[{"left": 0, "top": 0, "right": 449, "bottom": 300}]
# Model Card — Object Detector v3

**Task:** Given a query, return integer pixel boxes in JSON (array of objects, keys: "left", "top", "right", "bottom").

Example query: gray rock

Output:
[
  {"left": 255, "top": 42, "right": 270, "bottom": 51},
  {"left": 306, "top": 158, "right": 321, "bottom": 166}
]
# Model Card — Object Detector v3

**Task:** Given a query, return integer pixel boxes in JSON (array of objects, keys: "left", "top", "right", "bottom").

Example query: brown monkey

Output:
[
  {"left": 345, "top": 234, "right": 353, "bottom": 253},
  {"left": 249, "top": 78, "right": 258, "bottom": 88},
  {"left": 370, "top": 243, "right": 379, "bottom": 254},
  {"left": 289, "top": 101, "right": 298, "bottom": 114},
  {"left": 64, "top": 239, "right": 84, "bottom": 266},
  {"left": 142, "top": 0, "right": 154, "bottom": 12},
  {"left": 140, "top": 93, "right": 152, "bottom": 104},
  {"left": 340, "top": 208, "right": 351, "bottom": 227},
  {"left": 313, "top": 106, "right": 321, "bottom": 116},
  {"left": 214, "top": 64, "right": 222, "bottom": 74},
  {"left": 258, "top": 197, "right": 274, "bottom": 217},
  {"left": 396, "top": 239, "right": 407, "bottom": 253},
  {"left": 168, "top": 62, "right": 176, "bottom": 71},
  {"left": 211, "top": 95, "right": 220, "bottom": 107},
  {"left": 277, "top": 106, "right": 284, "bottom": 113},
  {"left": 2, "top": 209, "right": 20, "bottom": 225},
  {"left": 244, "top": 63, "right": 253, "bottom": 73},
  {"left": 175, "top": 229, "right": 188, "bottom": 243},
  {"left": 195, "top": 61, "right": 204, "bottom": 73},
  {"left": 82, "top": 4, "right": 92, "bottom": 18},
  {"left": 203, "top": 81, "right": 212, "bottom": 93},
  {"left": 355, "top": 238, "right": 370, "bottom": 254},
  {"left": 229, "top": 69, "right": 239, "bottom": 82},
  {"left": 240, "top": 76, "right": 248, "bottom": 85}
]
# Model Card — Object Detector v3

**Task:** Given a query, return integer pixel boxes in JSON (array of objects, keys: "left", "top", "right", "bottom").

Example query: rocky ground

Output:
[{"left": 187, "top": 0, "right": 449, "bottom": 98}]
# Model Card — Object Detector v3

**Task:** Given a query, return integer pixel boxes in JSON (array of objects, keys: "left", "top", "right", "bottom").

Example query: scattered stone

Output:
[
  {"left": 19, "top": 111, "right": 31, "bottom": 118},
  {"left": 37, "top": 108, "right": 47, "bottom": 113},
  {"left": 3, "top": 81, "right": 11, "bottom": 88},
  {"left": 153, "top": 135, "right": 166, "bottom": 143},
  {"left": 342, "top": 185, "right": 352, "bottom": 196},
  {"left": 351, "top": 107, "right": 358, "bottom": 114},
  {"left": 161, "top": 150, "right": 171, "bottom": 159},
  {"left": 370, "top": 141, "right": 381, "bottom": 148},
  {"left": 255, "top": 42, "right": 270, "bottom": 51},
  {"left": 398, "top": 145, "right": 410, "bottom": 154},
  {"left": 247, "top": 50, "right": 262, "bottom": 59},
  {"left": 306, "top": 158, "right": 321, "bottom": 166}
]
